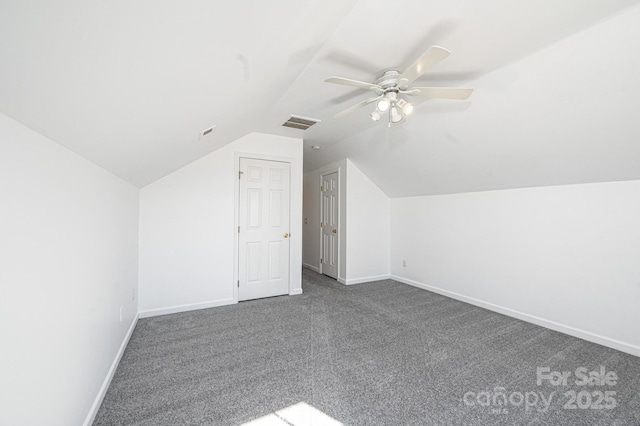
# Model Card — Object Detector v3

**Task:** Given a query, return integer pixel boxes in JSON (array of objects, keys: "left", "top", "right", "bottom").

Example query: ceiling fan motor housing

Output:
[{"left": 376, "top": 70, "right": 402, "bottom": 91}]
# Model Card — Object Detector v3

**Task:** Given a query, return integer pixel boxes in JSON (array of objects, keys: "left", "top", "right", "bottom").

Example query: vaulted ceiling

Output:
[{"left": 2, "top": 0, "right": 639, "bottom": 194}]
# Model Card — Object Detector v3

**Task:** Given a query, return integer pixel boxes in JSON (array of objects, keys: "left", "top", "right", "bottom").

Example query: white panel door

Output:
[
  {"left": 238, "top": 158, "right": 291, "bottom": 301},
  {"left": 320, "top": 172, "right": 338, "bottom": 279}
]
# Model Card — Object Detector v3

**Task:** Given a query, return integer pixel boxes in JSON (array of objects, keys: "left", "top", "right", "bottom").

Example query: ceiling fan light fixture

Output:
[
  {"left": 396, "top": 98, "right": 414, "bottom": 115},
  {"left": 376, "top": 98, "right": 390, "bottom": 112},
  {"left": 370, "top": 110, "right": 381, "bottom": 121},
  {"left": 390, "top": 106, "right": 403, "bottom": 123},
  {"left": 404, "top": 103, "right": 414, "bottom": 115}
]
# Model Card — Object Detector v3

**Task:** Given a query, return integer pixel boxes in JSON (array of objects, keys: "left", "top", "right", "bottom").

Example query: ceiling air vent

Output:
[
  {"left": 282, "top": 115, "right": 320, "bottom": 130},
  {"left": 199, "top": 125, "right": 216, "bottom": 141},
  {"left": 201, "top": 126, "right": 215, "bottom": 136}
]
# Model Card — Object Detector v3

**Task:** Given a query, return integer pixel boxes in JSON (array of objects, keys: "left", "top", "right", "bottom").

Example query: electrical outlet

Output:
[
  {"left": 119, "top": 305, "right": 123, "bottom": 322},
  {"left": 402, "top": 260, "right": 407, "bottom": 267}
]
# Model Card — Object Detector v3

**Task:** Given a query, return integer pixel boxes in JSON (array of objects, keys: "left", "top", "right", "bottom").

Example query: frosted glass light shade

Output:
[{"left": 377, "top": 99, "right": 390, "bottom": 112}]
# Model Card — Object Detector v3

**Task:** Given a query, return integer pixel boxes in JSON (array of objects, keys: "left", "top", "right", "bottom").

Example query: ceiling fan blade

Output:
[
  {"left": 407, "top": 87, "right": 474, "bottom": 100},
  {"left": 398, "top": 46, "right": 451, "bottom": 87},
  {"left": 332, "top": 95, "right": 382, "bottom": 119},
  {"left": 325, "top": 76, "right": 382, "bottom": 92}
]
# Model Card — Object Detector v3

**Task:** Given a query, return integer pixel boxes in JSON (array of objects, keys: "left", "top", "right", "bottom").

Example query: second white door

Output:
[
  {"left": 321, "top": 172, "right": 338, "bottom": 279},
  {"left": 238, "top": 158, "right": 291, "bottom": 301}
]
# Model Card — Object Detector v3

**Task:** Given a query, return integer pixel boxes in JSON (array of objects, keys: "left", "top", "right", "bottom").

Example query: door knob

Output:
[
  {"left": 283, "top": 233, "right": 289, "bottom": 238},
  {"left": 332, "top": 229, "right": 337, "bottom": 234}
]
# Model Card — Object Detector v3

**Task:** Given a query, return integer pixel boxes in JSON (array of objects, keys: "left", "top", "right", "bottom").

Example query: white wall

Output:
[
  {"left": 138, "top": 133, "right": 303, "bottom": 316},
  {"left": 345, "top": 159, "right": 390, "bottom": 284},
  {"left": 390, "top": 180, "right": 640, "bottom": 356},
  {"left": 0, "top": 113, "right": 139, "bottom": 425},
  {"left": 302, "top": 160, "right": 346, "bottom": 280}
]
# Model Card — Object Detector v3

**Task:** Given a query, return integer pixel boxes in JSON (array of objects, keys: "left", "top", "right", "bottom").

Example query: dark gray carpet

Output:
[{"left": 94, "top": 269, "right": 640, "bottom": 425}]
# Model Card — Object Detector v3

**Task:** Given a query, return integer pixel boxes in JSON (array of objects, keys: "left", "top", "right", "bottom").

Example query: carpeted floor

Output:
[{"left": 94, "top": 269, "right": 640, "bottom": 425}]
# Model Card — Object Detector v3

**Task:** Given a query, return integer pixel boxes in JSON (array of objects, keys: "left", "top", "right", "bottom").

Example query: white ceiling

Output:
[{"left": 2, "top": 0, "right": 639, "bottom": 193}]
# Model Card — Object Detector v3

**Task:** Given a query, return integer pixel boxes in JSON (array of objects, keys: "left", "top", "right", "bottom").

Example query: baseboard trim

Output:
[
  {"left": 289, "top": 288, "right": 303, "bottom": 295},
  {"left": 344, "top": 274, "right": 391, "bottom": 285},
  {"left": 302, "top": 263, "right": 320, "bottom": 273},
  {"left": 337, "top": 277, "right": 347, "bottom": 285},
  {"left": 83, "top": 313, "right": 139, "bottom": 426},
  {"left": 139, "top": 298, "right": 236, "bottom": 319},
  {"left": 390, "top": 275, "right": 640, "bottom": 358}
]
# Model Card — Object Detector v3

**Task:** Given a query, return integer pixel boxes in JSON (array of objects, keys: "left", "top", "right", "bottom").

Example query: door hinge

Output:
[
  {"left": 321, "top": 185, "right": 324, "bottom": 192},
  {"left": 237, "top": 280, "right": 239, "bottom": 288},
  {"left": 237, "top": 226, "right": 240, "bottom": 233},
  {"left": 320, "top": 258, "right": 323, "bottom": 263},
  {"left": 238, "top": 171, "right": 243, "bottom": 179},
  {"left": 320, "top": 222, "right": 323, "bottom": 227}
]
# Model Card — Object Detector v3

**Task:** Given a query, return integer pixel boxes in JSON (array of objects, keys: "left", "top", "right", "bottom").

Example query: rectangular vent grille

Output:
[
  {"left": 282, "top": 115, "right": 320, "bottom": 130},
  {"left": 200, "top": 125, "right": 216, "bottom": 140},
  {"left": 282, "top": 122, "right": 309, "bottom": 130}
]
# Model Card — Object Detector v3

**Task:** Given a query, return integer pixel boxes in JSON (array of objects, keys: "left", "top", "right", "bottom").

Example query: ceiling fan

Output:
[{"left": 325, "top": 46, "right": 473, "bottom": 126}]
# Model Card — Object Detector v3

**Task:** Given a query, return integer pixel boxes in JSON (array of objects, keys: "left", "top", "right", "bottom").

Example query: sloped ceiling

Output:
[{"left": 1, "top": 0, "right": 639, "bottom": 192}]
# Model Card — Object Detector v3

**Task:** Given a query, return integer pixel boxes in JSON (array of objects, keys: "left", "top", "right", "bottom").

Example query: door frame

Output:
[
  {"left": 319, "top": 168, "right": 341, "bottom": 279},
  {"left": 233, "top": 152, "right": 296, "bottom": 303}
]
